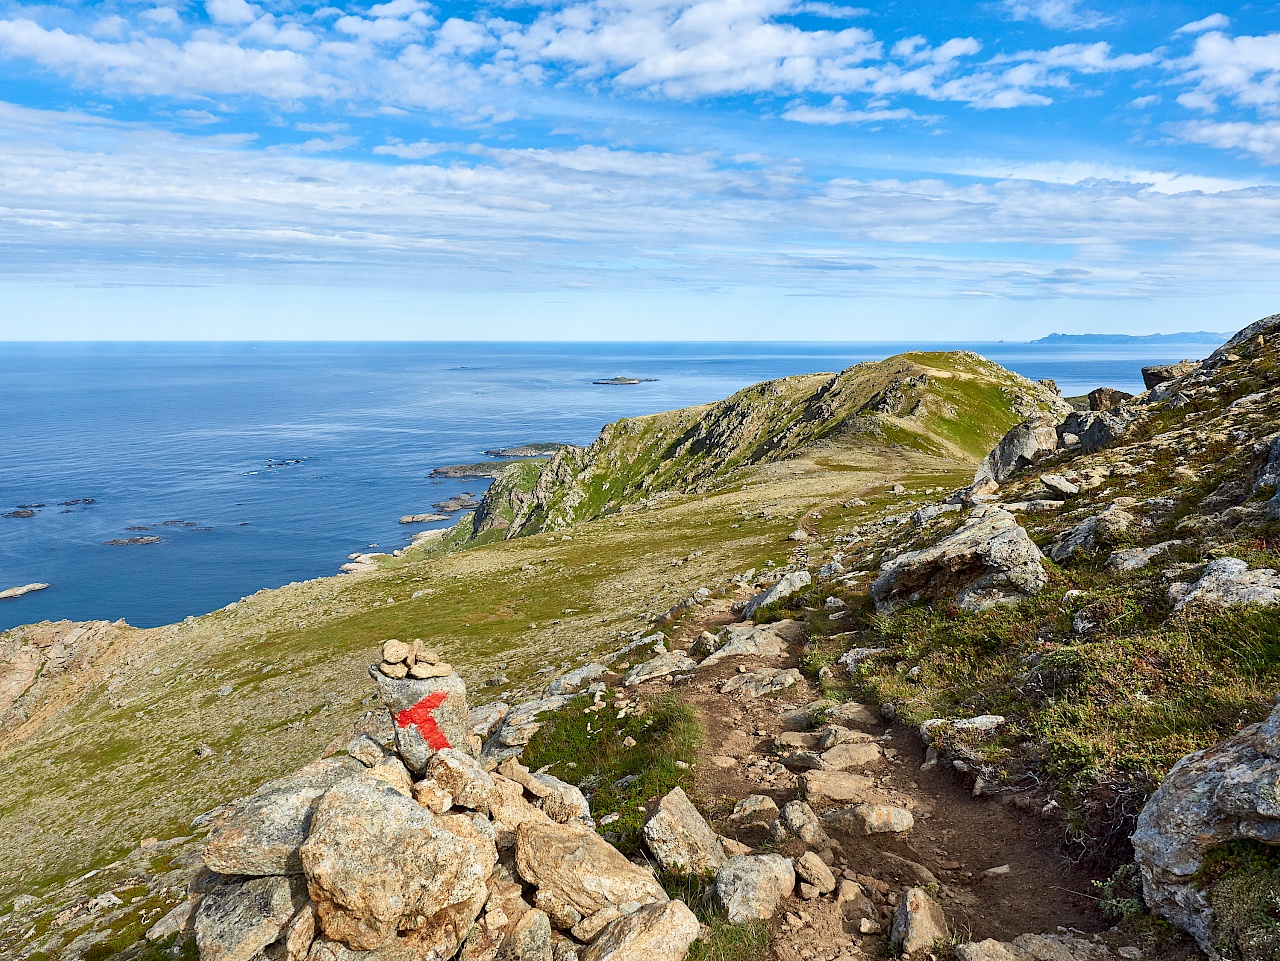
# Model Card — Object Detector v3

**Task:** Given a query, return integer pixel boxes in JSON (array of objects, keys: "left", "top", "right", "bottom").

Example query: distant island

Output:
[
  {"left": 1030, "top": 331, "right": 1230, "bottom": 345},
  {"left": 593, "top": 376, "right": 659, "bottom": 385}
]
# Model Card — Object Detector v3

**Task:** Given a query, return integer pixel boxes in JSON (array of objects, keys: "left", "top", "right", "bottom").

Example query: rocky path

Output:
[{"left": 622, "top": 596, "right": 1155, "bottom": 961}]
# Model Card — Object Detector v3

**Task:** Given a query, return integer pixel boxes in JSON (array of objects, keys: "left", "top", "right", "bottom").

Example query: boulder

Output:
[
  {"left": 955, "top": 933, "right": 1117, "bottom": 961},
  {"left": 487, "top": 696, "right": 574, "bottom": 753},
  {"left": 621, "top": 651, "right": 697, "bottom": 687},
  {"left": 823, "top": 803, "right": 913, "bottom": 835},
  {"left": 1106, "top": 540, "right": 1182, "bottom": 573},
  {"left": 1142, "top": 360, "right": 1200, "bottom": 390},
  {"left": 513, "top": 821, "right": 667, "bottom": 918},
  {"left": 508, "top": 908, "right": 553, "bottom": 961},
  {"left": 778, "top": 799, "right": 828, "bottom": 845},
  {"left": 1039, "top": 473, "right": 1079, "bottom": 499},
  {"left": 1088, "top": 387, "right": 1133, "bottom": 411},
  {"left": 1168, "top": 557, "right": 1280, "bottom": 612},
  {"left": 795, "top": 851, "right": 836, "bottom": 895},
  {"left": 973, "top": 417, "right": 1060, "bottom": 486},
  {"left": 428, "top": 748, "right": 496, "bottom": 812},
  {"left": 300, "top": 778, "right": 495, "bottom": 950},
  {"left": 699, "top": 619, "right": 802, "bottom": 667},
  {"left": 871, "top": 507, "right": 1046, "bottom": 613},
  {"left": 203, "top": 757, "right": 364, "bottom": 876},
  {"left": 727, "top": 795, "right": 779, "bottom": 825},
  {"left": 579, "top": 900, "right": 699, "bottom": 961},
  {"left": 642, "top": 787, "right": 725, "bottom": 875},
  {"left": 1046, "top": 507, "right": 1134, "bottom": 564},
  {"left": 370, "top": 666, "right": 472, "bottom": 773},
  {"left": 714, "top": 854, "right": 796, "bottom": 923},
  {"left": 469, "top": 702, "right": 510, "bottom": 742},
  {"left": 820, "top": 741, "right": 882, "bottom": 771},
  {"left": 720, "top": 668, "right": 802, "bottom": 698},
  {"left": 891, "top": 888, "right": 947, "bottom": 954},
  {"left": 548, "top": 664, "right": 609, "bottom": 697},
  {"left": 1132, "top": 699, "right": 1280, "bottom": 952},
  {"left": 194, "top": 875, "right": 308, "bottom": 961},
  {"left": 1056, "top": 409, "right": 1137, "bottom": 453},
  {"left": 800, "top": 770, "right": 877, "bottom": 805},
  {"left": 742, "top": 571, "right": 812, "bottom": 619}
]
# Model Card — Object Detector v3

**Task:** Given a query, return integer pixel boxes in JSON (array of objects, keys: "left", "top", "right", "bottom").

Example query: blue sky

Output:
[{"left": 0, "top": 0, "right": 1277, "bottom": 339}]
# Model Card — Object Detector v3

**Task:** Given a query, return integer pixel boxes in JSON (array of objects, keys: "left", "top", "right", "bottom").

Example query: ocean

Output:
[{"left": 0, "top": 340, "right": 1216, "bottom": 631}]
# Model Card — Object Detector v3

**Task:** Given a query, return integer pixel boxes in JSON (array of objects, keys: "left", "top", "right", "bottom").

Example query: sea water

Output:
[{"left": 0, "top": 340, "right": 1214, "bottom": 630}]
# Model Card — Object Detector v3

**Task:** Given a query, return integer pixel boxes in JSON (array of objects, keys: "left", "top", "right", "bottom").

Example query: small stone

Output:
[
  {"left": 795, "top": 851, "right": 836, "bottom": 895},
  {"left": 411, "top": 779, "right": 453, "bottom": 813},
  {"left": 890, "top": 887, "right": 947, "bottom": 954},
  {"left": 409, "top": 661, "right": 453, "bottom": 679},
  {"left": 715, "top": 854, "right": 796, "bottom": 923},
  {"left": 823, "top": 803, "right": 914, "bottom": 835},
  {"left": 382, "top": 639, "right": 412, "bottom": 664},
  {"left": 380, "top": 661, "right": 410, "bottom": 679}
]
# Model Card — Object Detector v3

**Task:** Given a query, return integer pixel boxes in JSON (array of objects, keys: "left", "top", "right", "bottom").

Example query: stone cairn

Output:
[{"left": 173, "top": 642, "right": 700, "bottom": 961}]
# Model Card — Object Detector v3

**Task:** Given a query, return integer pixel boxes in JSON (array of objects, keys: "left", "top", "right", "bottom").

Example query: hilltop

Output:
[{"left": 6, "top": 320, "right": 1280, "bottom": 961}]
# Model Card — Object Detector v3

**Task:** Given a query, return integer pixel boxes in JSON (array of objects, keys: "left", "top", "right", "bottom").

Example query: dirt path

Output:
[{"left": 629, "top": 597, "right": 1116, "bottom": 960}]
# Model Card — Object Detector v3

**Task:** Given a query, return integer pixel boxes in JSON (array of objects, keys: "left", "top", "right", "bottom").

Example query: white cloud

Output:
[
  {"left": 1175, "top": 13, "right": 1229, "bottom": 36},
  {"left": 1001, "top": 0, "right": 1115, "bottom": 31},
  {"left": 1130, "top": 94, "right": 1159, "bottom": 107},
  {"left": 1172, "top": 30, "right": 1280, "bottom": 115},
  {"left": 1, "top": 101, "right": 1278, "bottom": 302},
  {"left": 140, "top": 7, "right": 182, "bottom": 27},
  {"left": 1176, "top": 119, "right": 1280, "bottom": 164},
  {"left": 782, "top": 96, "right": 922, "bottom": 124},
  {"left": 0, "top": 19, "right": 331, "bottom": 100},
  {"left": 205, "top": 0, "right": 261, "bottom": 26},
  {"left": 295, "top": 134, "right": 358, "bottom": 150}
]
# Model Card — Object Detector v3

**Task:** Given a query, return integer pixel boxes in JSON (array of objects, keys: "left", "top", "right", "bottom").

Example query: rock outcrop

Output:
[
  {"left": 1168, "top": 557, "right": 1280, "bottom": 612},
  {"left": 871, "top": 507, "right": 1046, "bottom": 613},
  {"left": 1132, "top": 698, "right": 1280, "bottom": 952},
  {"left": 742, "top": 571, "right": 811, "bottom": 619},
  {"left": 181, "top": 657, "right": 695, "bottom": 961},
  {"left": 972, "top": 417, "right": 1061, "bottom": 486}
]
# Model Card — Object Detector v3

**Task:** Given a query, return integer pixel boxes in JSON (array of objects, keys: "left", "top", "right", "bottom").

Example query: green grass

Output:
[
  {"left": 1199, "top": 841, "right": 1280, "bottom": 961},
  {"left": 522, "top": 693, "right": 703, "bottom": 857},
  {"left": 661, "top": 873, "right": 773, "bottom": 961}
]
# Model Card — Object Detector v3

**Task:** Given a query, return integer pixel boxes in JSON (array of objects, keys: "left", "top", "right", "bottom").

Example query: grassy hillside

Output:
[
  {"left": 0, "top": 347, "right": 1046, "bottom": 903},
  {"left": 472, "top": 351, "right": 1064, "bottom": 540}
]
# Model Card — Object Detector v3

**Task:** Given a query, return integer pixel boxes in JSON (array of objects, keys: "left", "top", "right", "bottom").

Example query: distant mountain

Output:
[{"left": 1029, "top": 331, "right": 1230, "bottom": 345}]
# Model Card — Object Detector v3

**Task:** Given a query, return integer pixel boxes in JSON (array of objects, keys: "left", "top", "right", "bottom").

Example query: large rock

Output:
[
  {"left": 514, "top": 821, "right": 667, "bottom": 918},
  {"left": 699, "top": 619, "right": 802, "bottom": 667},
  {"left": 488, "top": 695, "right": 574, "bottom": 752},
  {"left": 579, "top": 900, "right": 699, "bottom": 961},
  {"left": 973, "top": 417, "right": 1060, "bottom": 486},
  {"left": 800, "top": 770, "right": 877, "bottom": 805},
  {"left": 1045, "top": 507, "right": 1134, "bottom": 564},
  {"left": 1088, "top": 387, "right": 1132, "bottom": 411},
  {"left": 371, "top": 666, "right": 472, "bottom": 773},
  {"left": 621, "top": 650, "right": 696, "bottom": 687},
  {"left": 1132, "top": 698, "right": 1280, "bottom": 952},
  {"left": 955, "top": 933, "right": 1117, "bottom": 961},
  {"left": 428, "top": 748, "right": 496, "bottom": 812},
  {"left": 720, "top": 668, "right": 802, "bottom": 698},
  {"left": 300, "top": 778, "right": 495, "bottom": 950},
  {"left": 642, "top": 787, "right": 725, "bottom": 875},
  {"left": 1142, "top": 360, "right": 1200, "bottom": 390},
  {"left": 548, "top": 664, "right": 609, "bottom": 696},
  {"left": 871, "top": 507, "right": 1046, "bottom": 613},
  {"left": 203, "top": 757, "right": 364, "bottom": 876},
  {"left": 1168, "top": 557, "right": 1280, "bottom": 612},
  {"left": 714, "top": 854, "right": 796, "bottom": 923},
  {"left": 823, "top": 803, "right": 914, "bottom": 835},
  {"left": 742, "top": 571, "right": 812, "bottom": 619},
  {"left": 1056, "top": 408, "right": 1137, "bottom": 453},
  {"left": 194, "top": 875, "right": 308, "bottom": 961},
  {"left": 890, "top": 887, "right": 947, "bottom": 954}
]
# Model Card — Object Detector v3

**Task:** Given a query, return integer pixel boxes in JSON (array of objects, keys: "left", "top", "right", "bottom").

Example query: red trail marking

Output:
[{"left": 395, "top": 691, "right": 451, "bottom": 751}]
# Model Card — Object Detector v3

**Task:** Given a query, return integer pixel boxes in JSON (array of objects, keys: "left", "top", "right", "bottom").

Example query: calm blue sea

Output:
[{"left": 0, "top": 340, "right": 1216, "bottom": 630}]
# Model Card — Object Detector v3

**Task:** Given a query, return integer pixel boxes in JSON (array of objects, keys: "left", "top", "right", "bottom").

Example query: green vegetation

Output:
[
  {"left": 1200, "top": 841, "right": 1280, "bottom": 961},
  {"left": 523, "top": 693, "right": 702, "bottom": 856}
]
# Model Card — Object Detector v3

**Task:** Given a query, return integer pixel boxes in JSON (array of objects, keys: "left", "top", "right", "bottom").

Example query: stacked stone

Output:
[
  {"left": 174, "top": 662, "right": 700, "bottom": 961},
  {"left": 376, "top": 637, "right": 452, "bottom": 679}
]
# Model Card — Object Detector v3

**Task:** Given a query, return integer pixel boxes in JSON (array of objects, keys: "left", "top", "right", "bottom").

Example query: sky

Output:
[{"left": 0, "top": 0, "right": 1278, "bottom": 339}]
